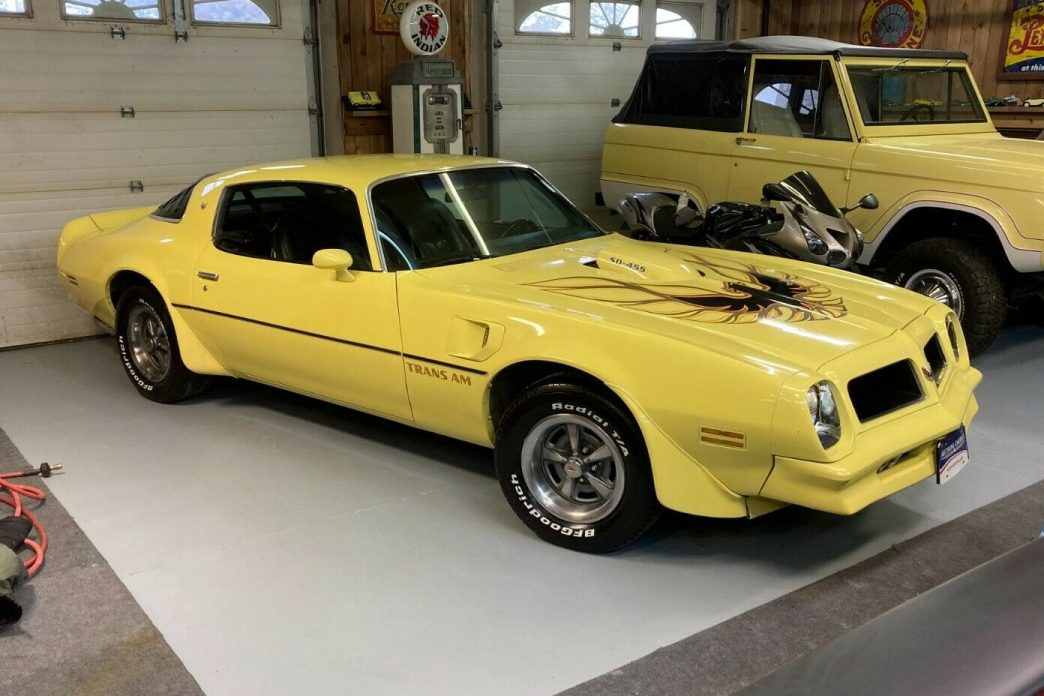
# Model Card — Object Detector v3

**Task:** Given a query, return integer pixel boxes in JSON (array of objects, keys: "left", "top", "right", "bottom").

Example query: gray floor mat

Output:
[
  {"left": 560, "top": 479, "right": 1044, "bottom": 696},
  {"left": 0, "top": 428, "right": 204, "bottom": 696}
]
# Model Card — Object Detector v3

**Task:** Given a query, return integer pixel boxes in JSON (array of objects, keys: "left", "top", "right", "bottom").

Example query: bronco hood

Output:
[
  {"left": 434, "top": 235, "right": 936, "bottom": 370},
  {"left": 862, "top": 133, "right": 1044, "bottom": 190}
]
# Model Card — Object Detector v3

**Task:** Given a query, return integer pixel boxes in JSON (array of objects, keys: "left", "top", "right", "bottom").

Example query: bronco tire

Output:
[
  {"left": 494, "top": 382, "right": 660, "bottom": 552},
  {"left": 115, "top": 286, "right": 211, "bottom": 403},
  {"left": 886, "top": 238, "right": 1006, "bottom": 356}
]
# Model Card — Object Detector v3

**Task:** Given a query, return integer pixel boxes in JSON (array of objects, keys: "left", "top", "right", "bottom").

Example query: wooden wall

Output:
[
  {"left": 735, "top": 0, "right": 1044, "bottom": 102},
  {"left": 334, "top": 0, "right": 473, "bottom": 154}
]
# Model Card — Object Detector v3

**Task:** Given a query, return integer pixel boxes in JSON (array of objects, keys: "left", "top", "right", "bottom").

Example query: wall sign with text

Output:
[
  {"left": 858, "top": 0, "right": 928, "bottom": 49},
  {"left": 1000, "top": 1, "right": 1044, "bottom": 79},
  {"left": 373, "top": 0, "right": 411, "bottom": 34}
]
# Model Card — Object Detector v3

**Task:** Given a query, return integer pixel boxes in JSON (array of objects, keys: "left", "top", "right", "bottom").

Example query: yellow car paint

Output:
[
  {"left": 57, "top": 155, "right": 981, "bottom": 520},
  {"left": 602, "top": 54, "right": 1044, "bottom": 272}
]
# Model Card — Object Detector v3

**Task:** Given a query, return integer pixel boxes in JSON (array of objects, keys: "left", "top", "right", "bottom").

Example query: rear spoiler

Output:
[{"left": 57, "top": 205, "right": 155, "bottom": 264}]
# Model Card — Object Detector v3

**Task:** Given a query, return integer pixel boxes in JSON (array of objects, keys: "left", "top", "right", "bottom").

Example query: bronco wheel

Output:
[
  {"left": 886, "top": 238, "right": 1006, "bottom": 356},
  {"left": 494, "top": 382, "right": 660, "bottom": 552},
  {"left": 116, "top": 286, "right": 210, "bottom": 403}
]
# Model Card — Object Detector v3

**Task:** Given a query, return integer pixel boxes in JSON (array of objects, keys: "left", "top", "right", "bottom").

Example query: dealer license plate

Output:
[{"left": 936, "top": 427, "right": 969, "bottom": 484}]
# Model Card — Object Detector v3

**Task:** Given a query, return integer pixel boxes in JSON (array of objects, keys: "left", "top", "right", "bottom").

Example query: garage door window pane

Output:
[
  {"left": 589, "top": 2, "right": 639, "bottom": 38},
  {"left": 517, "top": 2, "right": 571, "bottom": 35},
  {"left": 192, "top": 0, "right": 277, "bottom": 25},
  {"left": 0, "top": 0, "right": 30, "bottom": 16},
  {"left": 655, "top": 2, "right": 702, "bottom": 39},
  {"left": 62, "top": 0, "right": 161, "bottom": 21}
]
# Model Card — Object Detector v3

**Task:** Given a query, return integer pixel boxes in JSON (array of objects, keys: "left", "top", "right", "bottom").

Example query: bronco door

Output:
[
  {"left": 728, "top": 57, "right": 857, "bottom": 208},
  {"left": 183, "top": 180, "right": 412, "bottom": 421}
]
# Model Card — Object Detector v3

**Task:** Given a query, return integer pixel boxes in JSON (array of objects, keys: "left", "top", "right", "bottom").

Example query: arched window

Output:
[
  {"left": 589, "top": 1, "right": 639, "bottom": 38},
  {"left": 655, "top": 7, "right": 699, "bottom": 39},
  {"left": 191, "top": 0, "right": 277, "bottom": 25},
  {"left": 517, "top": 2, "right": 572, "bottom": 35},
  {"left": 62, "top": 0, "right": 162, "bottom": 21}
]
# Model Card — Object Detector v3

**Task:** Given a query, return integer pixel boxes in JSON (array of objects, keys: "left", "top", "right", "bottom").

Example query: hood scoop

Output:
[{"left": 593, "top": 244, "right": 707, "bottom": 283}]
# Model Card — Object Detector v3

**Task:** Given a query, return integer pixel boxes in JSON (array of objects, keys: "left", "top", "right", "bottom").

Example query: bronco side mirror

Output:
[
  {"left": 312, "top": 248, "right": 355, "bottom": 282},
  {"left": 842, "top": 193, "right": 879, "bottom": 215}
]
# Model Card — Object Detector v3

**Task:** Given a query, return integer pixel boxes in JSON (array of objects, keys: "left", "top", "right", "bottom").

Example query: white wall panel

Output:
[
  {"left": 0, "top": 0, "right": 312, "bottom": 347},
  {"left": 497, "top": 1, "right": 714, "bottom": 211}
]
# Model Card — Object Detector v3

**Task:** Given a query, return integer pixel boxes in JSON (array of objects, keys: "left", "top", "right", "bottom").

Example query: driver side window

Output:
[
  {"left": 749, "top": 59, "right": 851, "bottom": 141},
  {"left": 214, "top": 182, "right": 373, "bottom": 271}
]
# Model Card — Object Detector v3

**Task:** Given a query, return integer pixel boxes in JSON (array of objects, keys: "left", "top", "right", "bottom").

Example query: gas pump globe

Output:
[{"left": 391, "top": 1, "right": 464, "bottom": 155}]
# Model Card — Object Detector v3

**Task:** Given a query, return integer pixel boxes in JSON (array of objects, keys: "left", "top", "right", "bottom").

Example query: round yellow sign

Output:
[{"left": 859, "top": 0, "right": 928, "bottom": 49}]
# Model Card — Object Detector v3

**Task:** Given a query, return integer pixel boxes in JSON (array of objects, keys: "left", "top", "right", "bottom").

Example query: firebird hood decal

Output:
[{"left": 528, "top": 251, "right": 847, "bottom": 324}]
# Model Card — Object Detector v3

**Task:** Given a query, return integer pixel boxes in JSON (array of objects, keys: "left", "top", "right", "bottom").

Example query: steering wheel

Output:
[
  {"left": 900, "top": 103, "right": 935, "bottom": 122},
  {"left": 497, "top": 218, "right": 540, "bottom": 239}
]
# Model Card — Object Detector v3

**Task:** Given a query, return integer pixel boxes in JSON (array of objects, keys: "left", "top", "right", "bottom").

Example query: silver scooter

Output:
[{"left": 619, "top": 171, "right": 878, "bottom": 270}]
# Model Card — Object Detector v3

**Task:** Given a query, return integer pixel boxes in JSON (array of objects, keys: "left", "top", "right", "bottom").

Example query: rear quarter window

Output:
[
  {"left": 153, "top": 177, "right": 210, "bottom": 221},
  {"left": 614, "top": 54, "right": 749, "bottom": 132}
]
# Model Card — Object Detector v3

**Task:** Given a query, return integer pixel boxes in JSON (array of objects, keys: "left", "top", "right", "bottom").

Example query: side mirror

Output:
[
  {"left": 842, "top": 193, "right": 879, "bottom": 215},
  {"left": 312, "top": 248, "right": 355, "bottom": 282},
  {"left": 761, "top": 182, "right": 789, "bottom": 203}
]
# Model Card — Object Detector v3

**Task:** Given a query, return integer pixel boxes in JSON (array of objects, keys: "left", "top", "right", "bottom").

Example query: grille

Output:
[
  {"left": 848, "top": 360, "right": 923, "bottom": 422},
  {"left": 923, "top": 334, "right": 946, "bottom": 383}
]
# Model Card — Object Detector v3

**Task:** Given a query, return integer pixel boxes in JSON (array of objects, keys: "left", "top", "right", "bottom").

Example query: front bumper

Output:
[{"left": 760, "top": 364, "right": 981, "bottom": 515}]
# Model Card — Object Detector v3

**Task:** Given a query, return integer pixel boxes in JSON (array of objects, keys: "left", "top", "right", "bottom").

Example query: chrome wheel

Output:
[
  {"left": 519, "top": 414, "right": 626, "bottom": 524},
  {"left": 126, "top": 304, "right": 171, "bottom": 383},
  {"left": 904, "top": 269, "right": 964, "bottom": 318}
]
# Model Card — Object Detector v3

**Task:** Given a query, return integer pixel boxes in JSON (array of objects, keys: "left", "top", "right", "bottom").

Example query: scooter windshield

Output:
[{"left": 777, "top": 171, "right": 842, "bottom": 217}]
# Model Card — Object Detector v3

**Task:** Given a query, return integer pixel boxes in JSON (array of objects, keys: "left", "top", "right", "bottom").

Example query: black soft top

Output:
[{"left": 647, "top": 35, "right": 967, "bottom": 61}]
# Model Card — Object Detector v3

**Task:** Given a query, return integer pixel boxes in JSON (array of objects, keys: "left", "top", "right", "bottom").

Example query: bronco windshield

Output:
[
  {"left": 370, "top": 166, "right": 603, "bottom": 270},
  {"left": 846, "top": 65, "right": 986, "bottom": 126}
]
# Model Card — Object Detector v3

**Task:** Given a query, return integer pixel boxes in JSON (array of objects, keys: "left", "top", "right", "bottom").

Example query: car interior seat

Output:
[
  {"left": 750, "top": 99, "right": 803, "bottom": 137},
  {"left": 269, "top": 208, "right": 371, "bottom": 269}
]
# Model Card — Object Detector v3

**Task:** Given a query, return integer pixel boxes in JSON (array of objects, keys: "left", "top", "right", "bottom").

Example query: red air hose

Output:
[{"left": 0, "top": 463, "right": 58, "bottom": 579}]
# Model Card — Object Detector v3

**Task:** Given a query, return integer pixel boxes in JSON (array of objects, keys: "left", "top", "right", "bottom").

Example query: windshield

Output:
[
  {"left": 846, "top": 65, "right": 986, "bottom": 126},
  {"left": 370, "top": 167, "right": 603, "bottom": 270},
  {"left": 777, "top": 171, "right": 841, "bottom": 216}
]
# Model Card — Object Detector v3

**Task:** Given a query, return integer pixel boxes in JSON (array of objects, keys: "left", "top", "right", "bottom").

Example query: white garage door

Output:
[
  {"left": 496, "top": 0, "right": 716, "bottom": 212},
  {"left": 0, "top": 0, "right": 314, "bottom": 347}
]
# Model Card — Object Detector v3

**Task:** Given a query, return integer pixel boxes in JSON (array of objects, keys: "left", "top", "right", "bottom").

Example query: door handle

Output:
[
  {"left": 735, "top": 136, "right": 757, "bottom": 145},
  {"left": 197, "top": 271, "right": 219, "bottom": 281}
]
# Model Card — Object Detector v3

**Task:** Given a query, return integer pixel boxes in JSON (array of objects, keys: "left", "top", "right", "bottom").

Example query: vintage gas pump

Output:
[{"left": 390, "top": 1, "right": 464, "bottom": 155}]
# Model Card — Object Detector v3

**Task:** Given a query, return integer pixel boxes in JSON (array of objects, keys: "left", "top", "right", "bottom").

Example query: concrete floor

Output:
[{"left": 0, "top": 326, "right": 1042, "bottom": 696}]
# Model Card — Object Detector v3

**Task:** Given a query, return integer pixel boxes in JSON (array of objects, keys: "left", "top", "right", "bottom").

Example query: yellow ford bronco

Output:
[{"left": 601, "top": 35, "right": 1044, "bottom": 354}]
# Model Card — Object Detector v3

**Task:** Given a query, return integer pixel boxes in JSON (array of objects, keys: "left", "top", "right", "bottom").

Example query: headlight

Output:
[
  {"left": 945, "top": 314, "right": 961, "bottom": 359},
  {"left": 807, "top": 381, "right": 841, "bottom": 449},
  {"left": 798, "top": 220, "right": 828, "bottom": 255}
]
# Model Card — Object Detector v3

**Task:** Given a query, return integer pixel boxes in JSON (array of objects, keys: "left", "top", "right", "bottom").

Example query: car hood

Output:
[
  {"left": 420, "top": 235, "right": 936, "bottom": 371},
  {"left": 862, "top": 132, "right": 1044, "bottom": 189}
]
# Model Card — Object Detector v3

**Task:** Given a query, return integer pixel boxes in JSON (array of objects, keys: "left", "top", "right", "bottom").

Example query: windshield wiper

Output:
[
  {"left": 872, "top": 58, "right": 910, "bottom": 73},
  {"left": 426, "top": 253, "right": 493, "bottom": 268}
]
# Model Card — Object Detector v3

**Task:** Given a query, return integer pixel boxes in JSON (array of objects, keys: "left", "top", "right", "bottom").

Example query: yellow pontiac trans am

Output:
[{"left": 56, "top": 155, "right": 980, "bottom": 552}]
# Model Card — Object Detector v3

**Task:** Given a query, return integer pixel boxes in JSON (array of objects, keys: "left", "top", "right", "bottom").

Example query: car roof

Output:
[
  {"left": 647, "top": 35, "right": 967, "bottom": 61},
  {"left": 200, "top": 154, "right": 518, "bottom": 193}
]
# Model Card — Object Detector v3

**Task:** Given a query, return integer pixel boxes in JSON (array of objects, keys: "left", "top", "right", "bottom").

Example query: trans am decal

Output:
[{"left": 530, "top": 252, "right": 847, "bottom": 324}]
